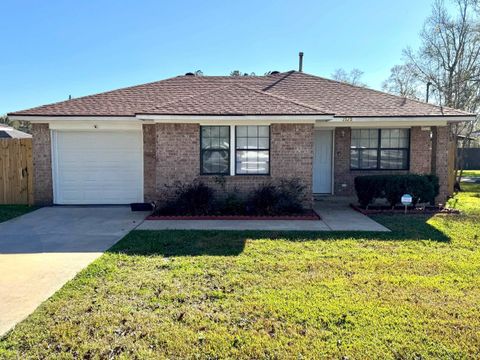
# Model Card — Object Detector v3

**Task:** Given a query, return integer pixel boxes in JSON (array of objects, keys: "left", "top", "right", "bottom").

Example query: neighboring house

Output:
[
  {"left": 458, "top": 130, "right": 480, "bottom": 148},
  {"left": 8, "top": 71, "right": 475, "bottom": 206},
  {"left": 0, "top": 125, "right": 31, "bottom": 139}
]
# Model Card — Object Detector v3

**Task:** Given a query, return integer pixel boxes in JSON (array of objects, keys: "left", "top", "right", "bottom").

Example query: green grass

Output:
[
  {"left": 448, "top": 171, "right": 480, "bottom": 215},
  {"left": 1, "top": 192, "right": 479, "bottom": 359},
  {"left": 0, "top": 205, "right": 36, "bottom": 223},
  {"left": 460, "top": 169, "right": 480, "bottom": 178}
]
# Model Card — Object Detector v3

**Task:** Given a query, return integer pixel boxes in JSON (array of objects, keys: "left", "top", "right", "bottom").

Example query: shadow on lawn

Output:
[{"left": 108, "top": 214, "right": 450, "bottom": 257}]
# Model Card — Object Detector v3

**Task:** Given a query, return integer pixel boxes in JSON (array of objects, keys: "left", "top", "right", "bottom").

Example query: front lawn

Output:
[
  {"left": 1, "top": 194, "right": 479, "bottom": 358},
  {"left": 0, "top": 205, "right": 35, "bottom": 223}
]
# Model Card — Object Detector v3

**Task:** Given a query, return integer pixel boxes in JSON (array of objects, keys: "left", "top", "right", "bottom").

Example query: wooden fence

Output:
[
  {"left": 458, "top": 148, "right": 480, "bottom": 170},
  {"left": 0, "top": 138, "right": 33, "bottom": 205}
]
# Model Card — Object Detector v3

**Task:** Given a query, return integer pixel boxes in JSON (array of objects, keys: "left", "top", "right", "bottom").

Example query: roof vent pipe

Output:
[
  {"left": 299, "top": 52, "right": 304, "bottom": 72},
  {"left": 426, "top": 82, "right": 432, "bottom": 103}
]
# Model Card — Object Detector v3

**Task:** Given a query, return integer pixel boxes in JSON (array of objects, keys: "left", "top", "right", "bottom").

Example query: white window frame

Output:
[{"left": 198, "top": 122, "right": 272, "bottom": 176}]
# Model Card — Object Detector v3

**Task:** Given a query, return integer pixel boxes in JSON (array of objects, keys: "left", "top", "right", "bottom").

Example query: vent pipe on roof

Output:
[
  {"left": 299, "top": 52, "right": 304, "bottom": 72},
  {"left": 426, "top": 82, "right": 432, "bottom": 103}
]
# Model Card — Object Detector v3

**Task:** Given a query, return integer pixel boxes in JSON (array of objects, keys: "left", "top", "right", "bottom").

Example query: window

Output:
[
  {"left": 235, "top": 125, "right": 270, "bottom": 174},
  {"left": 350, "top": 129, "right": 410, "bottom": 170},
  {"left": 200, "top": 126, "right": 230, "bottom": 175}
]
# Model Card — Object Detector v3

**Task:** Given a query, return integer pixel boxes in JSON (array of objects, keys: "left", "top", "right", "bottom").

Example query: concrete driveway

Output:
[{"left": 0, "top": 206, "right": 146, "bottom": 336}]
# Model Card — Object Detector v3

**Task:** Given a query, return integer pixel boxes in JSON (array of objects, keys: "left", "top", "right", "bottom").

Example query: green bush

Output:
[
  {"left": 354, "top": 174, "right": 439, "bottom": 208},
  {"left": 217, "top": 192, "right": 245, "bottom": 215},
  {"left": 248, "top": 178, "right": 306, "bottom": 215},
  {"left": 155, "top": 178, "right": 307, "bottom": 216},
  {"left": 156, "top": 180, "right": 215, "bottom": 215},
  {"left": 354, "top": 176, "right": 385, "bottom": 207}
]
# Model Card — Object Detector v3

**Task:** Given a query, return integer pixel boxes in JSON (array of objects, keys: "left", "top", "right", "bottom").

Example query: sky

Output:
[{"left": 0, "top": 0, "right": 440, "bottom": 115}]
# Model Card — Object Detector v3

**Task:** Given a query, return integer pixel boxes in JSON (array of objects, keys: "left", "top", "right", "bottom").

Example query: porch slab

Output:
[{"left": 313, "top": 196, "right": 390, "bottom": 232}]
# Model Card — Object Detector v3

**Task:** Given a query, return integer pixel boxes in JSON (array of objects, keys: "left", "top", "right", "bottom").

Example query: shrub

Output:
[
  {"left": 248, "top": 178, "right": 306, "bottom": 215},
  {"left": 155, "top": 178, "right": 307, "bottom": 216},
  {"left": 247, "top": 183, "right": 278, "bottom": 215},
  {"left": 354, "top": 176, "right": 385, "bottom": 207},
  {"left": 217, "top": 192, "right": 246, "bottom": 215},
  {"left": 425, "top": 174, "right": 440, "bottom": 203},
  {"left": 354, "top": 174, "right": 439, "bottom": 208},
  {"left": 156, "top": 180, "right": 215, "bottom": 216}
]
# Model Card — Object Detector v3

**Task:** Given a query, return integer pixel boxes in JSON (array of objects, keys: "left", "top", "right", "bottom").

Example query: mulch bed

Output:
[
  {"left": 350, "top": 203, "right": 460, "bottom": 215},
  {"left": 146, "top": 210, "right": 321, "bottom": 221}
]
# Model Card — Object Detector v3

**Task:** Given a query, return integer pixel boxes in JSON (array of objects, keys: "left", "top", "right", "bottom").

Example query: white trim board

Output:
[
  {"left": 136, "top": 114, "right": 332, "bottom": 122},
  {"left": 48, "top": 121, "right": 142, "bottom": 131}
]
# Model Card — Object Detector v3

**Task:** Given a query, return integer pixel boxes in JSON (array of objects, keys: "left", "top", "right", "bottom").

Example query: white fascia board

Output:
[
  {"left": 327, "top": 115, "right": 475, "bottom": 125},
  {"left": 135, "top": 114, "right": 332, "bottom": 124},
  {"left": 49, "top": 121, "right": 142, "bottom": 131},
  {"left": 8, "top": 115, "right": 138, "bottom": 122},
  {"left": 317, "top": 120, "right": 446, "bottom": 128}
]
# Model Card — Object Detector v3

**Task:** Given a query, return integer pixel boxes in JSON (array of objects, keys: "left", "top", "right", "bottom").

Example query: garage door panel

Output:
[{"left": 53, "top": 131, "right": 143, "bottom": 204}]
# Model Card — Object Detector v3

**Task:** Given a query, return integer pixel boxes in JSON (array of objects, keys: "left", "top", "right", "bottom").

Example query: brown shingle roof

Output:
[
  {"left": 9, "top": 71, "right": 473, "bottom": 117},
  {"left": 146, "top": 84, "right": 327, "bottom": 115},
  {"left": 263, "top": 72, "right": 471, "bottom": 117}
]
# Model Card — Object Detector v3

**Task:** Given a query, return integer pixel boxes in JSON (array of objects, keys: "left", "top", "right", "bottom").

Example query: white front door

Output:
[
  {"left": 52, "top": 130, "right": 144, "bottom": 205},
  {"left": 313, "top": 130, "right": 333, "bottom": 194}
]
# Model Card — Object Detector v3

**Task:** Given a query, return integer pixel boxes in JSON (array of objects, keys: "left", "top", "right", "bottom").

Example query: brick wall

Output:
[
  {"left": 333, "top": 126, "right": 434, "bottom": 196},
  {"left": 31, "top": 123, "right": 53, "bottom": 205},
  {"left": 410, "top": 126, "right": 432, "bottom": 173},
  {"left": 143, "top": 124, "right": 157, "bottom": 201},
  {"left": 150, "top": 123, "right": 314, "bottom": 207},
  {"left": 433, "top": 126, "right": 451, "bottom": 204}
]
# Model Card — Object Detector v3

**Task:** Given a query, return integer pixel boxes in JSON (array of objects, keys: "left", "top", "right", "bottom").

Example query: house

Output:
[
  {"left": 8, "top": 71, "right": 475, "bottom": 206},
  {"left": 0, "top": 125, "right": 31, "bottom": 139}
]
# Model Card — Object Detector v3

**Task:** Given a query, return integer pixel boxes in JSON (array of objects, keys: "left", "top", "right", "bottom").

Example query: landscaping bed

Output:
[
  {"left": 153, "top": 178, "right": 311, "bottom": 218},
  {"left": 350, "top": 203, "right": 460, "bottom": 215}
]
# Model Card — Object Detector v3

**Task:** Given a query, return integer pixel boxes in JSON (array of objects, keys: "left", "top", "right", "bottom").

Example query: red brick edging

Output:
[
  {"left": 146, "top": 212, "right": 321, "bottom": 221},
  {"left": 350, "top": 203, "right": 459, "bottom": 215}
]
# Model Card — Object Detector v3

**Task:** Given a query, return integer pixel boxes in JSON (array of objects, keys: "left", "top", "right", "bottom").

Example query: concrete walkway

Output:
[
  {"left": 0, "top": 206, "right": 146, "bottom": 336},
  {"left": 313, "top": 197, "right": 390, "bottom": 231},
  {"left": 139, "top": 219, "right": 332, "bottom": 231},
  {"left": 138, "top": 198, "right": 389, "bottom": 232}
]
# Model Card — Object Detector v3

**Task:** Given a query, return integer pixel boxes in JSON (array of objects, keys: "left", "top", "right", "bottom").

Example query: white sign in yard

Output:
[
  {"left": 401, "top": 194, "right": 413, "bottom": 205},
  {"left": 401, "top": 194, "right": 413, "bottom": 214}
]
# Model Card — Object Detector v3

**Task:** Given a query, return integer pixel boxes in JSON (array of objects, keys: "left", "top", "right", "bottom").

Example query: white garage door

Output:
[{"left": 52, "top": 131, "right": 143, "bottom": 204}]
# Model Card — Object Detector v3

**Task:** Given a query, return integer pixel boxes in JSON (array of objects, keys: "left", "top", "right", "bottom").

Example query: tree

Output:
[
  {"left": 331, "top": 68, "right": 366, "bottom": 87},
  {"left": 388, "top": 0, "right": 480, "bottom": 186},
  {"left": 230, "top": 70, "right": 256, "bottom": 76},
  {"left": 382, "top": 64, "right": 422, "bottom": 99},
  {"left": 0, "top": 114, "right": 12, "bottom": 127},
  {"left": 0, "top": 114, "right": 31, "bottom": 133},
  {"left": 194, "top": 70, "right": 203, "bottom": 76}
]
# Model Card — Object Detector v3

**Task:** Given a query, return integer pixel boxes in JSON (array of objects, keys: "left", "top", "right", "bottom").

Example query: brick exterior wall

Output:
[
  {"left": 143, "top": 124, "right": 157, "bottom": 201},
  {"left": 333, "top": 126, "right": 452, "bottom": 203},
  {"left": 410, "top": 126, "right": 432, "bottom": 173},
  {"left": 433, "top": 126, "right": 451, "bottom": 204},
  {"left": 31, "top": 123, "right": 53, "bottom": 205},
  {"left": 148, "top": 123, "right": 314, "bottom": 207},
  {"left": 31, "top": 122, "right": 450, "bottom": 207}
]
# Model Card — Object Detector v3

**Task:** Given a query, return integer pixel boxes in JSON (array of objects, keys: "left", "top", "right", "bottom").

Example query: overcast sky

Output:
[{"left": 0, "top": 0, "right": 441, "bottom": 114}]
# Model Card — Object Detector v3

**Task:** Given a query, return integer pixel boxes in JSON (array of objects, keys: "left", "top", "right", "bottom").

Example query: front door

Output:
[{"left": 313, "top": 130, "right": 333, "bottom": 194}]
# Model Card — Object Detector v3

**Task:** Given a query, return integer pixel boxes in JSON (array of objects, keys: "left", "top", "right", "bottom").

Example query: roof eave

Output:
[{"left": 331, "top": 115, "right": 476, "bottom": 122}]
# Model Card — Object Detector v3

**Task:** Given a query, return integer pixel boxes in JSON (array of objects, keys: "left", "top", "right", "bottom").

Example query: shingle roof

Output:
[
  {"left": 147, "top": 84, "right": 327, "bottom": 115},
  {"left": 9, "top": 71, "right": 473, "bottom": 118}
]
